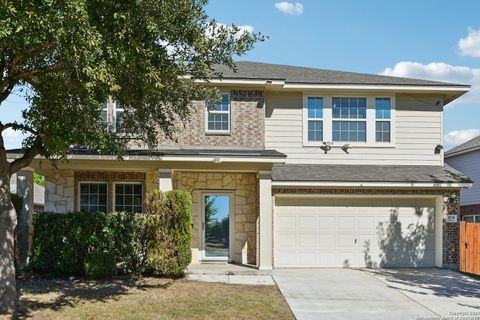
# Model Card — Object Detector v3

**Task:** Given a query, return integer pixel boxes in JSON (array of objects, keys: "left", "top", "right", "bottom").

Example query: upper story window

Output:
[
  {"left": 303, "top": 95, "right": 395, "bottom": 147},
  {"left": 332, "top": 97, "right": 367, "bottom": 142},
  {"left": 206, "top": 93, "right": 230, "bottom": 133},
  {"left": 114, "top": 102, "right": 125, "bottom": 134},
  {"left": 79, "top": 182, "right": 108, "bottom": 213},
  {"left": 100, "top": 100, "right": 125, "bottom": 134},
  {"left": 100, "top": 103, "right": 108, "bottom": 129},
  {"left": 307, "top": 97, "right": 323, "bottom": 142},
  {"left": 375, "top": 98, "right": 391, "bottom": 143}
]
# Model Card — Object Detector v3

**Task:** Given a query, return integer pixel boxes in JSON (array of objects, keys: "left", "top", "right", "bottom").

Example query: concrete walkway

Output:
[
  {"left": 273, "top": 268, "right": 480, "bottom": 320},
  {"left": 186, "top": 263, "right": 274, "bottom": 285}
]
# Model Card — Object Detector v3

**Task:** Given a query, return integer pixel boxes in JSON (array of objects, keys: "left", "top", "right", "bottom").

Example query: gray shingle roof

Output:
[
  {"left": 213, "top": 61, "right": 470, "bottom": 87},
  {"left": 272, "top": 164, "right": 472, "bottom": 184},
  {"left": 445, "top": 134, "right": 480, "bottom": 157},
  {"left": 7, "top": 147, "right": 286, "bottom": 159}
]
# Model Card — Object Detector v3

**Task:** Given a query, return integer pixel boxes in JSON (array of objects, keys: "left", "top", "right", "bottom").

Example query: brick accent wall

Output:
[
  {"left": 273, "top": 187, "right": 461, "bottom": 269},
  {"left": 173, "top": 171, "right": 258, "bottom": 265},
  {"left": 460, "top": 203, "right": 480, "bottom": 216},
  {"left": 74, "top": 171, "right": 147, "bottom": 212},
  {"left": 152, "top": 90, "right": 265, "bottom": 149}
]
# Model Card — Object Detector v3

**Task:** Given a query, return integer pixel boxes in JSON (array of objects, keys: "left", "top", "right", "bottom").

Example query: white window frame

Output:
[
  {"left": 100, "top": 102, "right": 109, "bottom": 130},
  {"left": 302, "top": 96, "right": 324, "bottom": 146},
  {"left": 113, "top": 182, "right": 144, "bottom": 213},
  {"left": 113, "top": 101, "right": 125, "bottom": 134},
  {"left": 374, "top": 96, "right": 395, "bottom": 144},
  {"left": 463, "top": 214, "right": 480, "bottom": 223},
  {"left": 77, "top": 181, "right": 108, "bottom": 212},
  {"left": 303, "top": 94, "right": 396, "bottom": 147},
  {"left": 205, "top": 92, "right": 231, "bottom": 134}
]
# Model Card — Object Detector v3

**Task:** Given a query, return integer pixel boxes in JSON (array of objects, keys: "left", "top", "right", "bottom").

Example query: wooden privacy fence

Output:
[{"left": 460, "top": 221, "right": 480, "bottom": 275}]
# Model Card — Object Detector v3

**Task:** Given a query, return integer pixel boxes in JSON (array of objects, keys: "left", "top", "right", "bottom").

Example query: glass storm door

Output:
[{"left": 203, "top": 194, "right": 231, "bottom": 260}]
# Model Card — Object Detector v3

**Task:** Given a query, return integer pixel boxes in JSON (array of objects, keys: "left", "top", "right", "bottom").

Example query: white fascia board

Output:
[
  {"left": 272, "top": 180, "right": 472, "bottom": 189},
  {"left": 7, "top": 152, "right": 286, "bottom": 164},
  {"left": 282, "top": 83, "right": 470, "bottom": 92},
  {"left": 445, "top": 146, "right": 480, "bottom": 158},
  {"left": 160, "top": 155, "right": 285, "bottom": 163},
  {"left": 195, "top": 78, "right": 285, "bottom": 86}
]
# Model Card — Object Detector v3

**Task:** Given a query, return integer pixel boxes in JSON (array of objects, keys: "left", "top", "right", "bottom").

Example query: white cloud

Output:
[
  {"left": 458, "top": 28, "right": 480, "bottom": 58},
  {"left": 380, "top": 61, "right": 480, "bottom": 108},
  {"left": 444, "top": 129, "right": 480, "bottom": 150},
  {"left": 1, "top": 128, "right": 26, "bottom": 150},
  {"left": 274, "top": 2, "right": 303, "bottom": 16}
]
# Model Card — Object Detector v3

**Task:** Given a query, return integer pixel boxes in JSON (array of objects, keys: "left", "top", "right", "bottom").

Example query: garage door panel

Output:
[{"left": 274, "top": 197, "right": 435, "bottom": 268}]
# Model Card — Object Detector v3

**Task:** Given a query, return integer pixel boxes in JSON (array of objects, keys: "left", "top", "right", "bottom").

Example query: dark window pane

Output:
[
  {"left": 134, "top": 184, "right": 142, "bottom": 194},
  {"left": 90, "top": 184, "right": 98, "bottom": 194},
  {"left": 98, "top": 184, "right": 107, "bottom": 194},
  {"left": 124, "top": 184, "right": 133, "bottom": 194}
]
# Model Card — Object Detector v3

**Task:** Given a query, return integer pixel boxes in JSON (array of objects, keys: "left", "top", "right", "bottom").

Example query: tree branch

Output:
[
  {"left": 8, "top": 140, "right": 42, "bottom": 174},
  {"left": 0, "top": 122, "right": 37, "bottom": 135}
]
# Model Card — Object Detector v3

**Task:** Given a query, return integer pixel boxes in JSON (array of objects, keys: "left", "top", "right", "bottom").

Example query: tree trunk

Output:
[{"left": 0, "top": 137, "right": 17, "bottom": 314}]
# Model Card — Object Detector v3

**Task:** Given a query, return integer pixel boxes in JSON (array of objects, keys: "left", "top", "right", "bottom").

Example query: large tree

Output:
[{"left": 0, "top": 0, "right": 263, "bottom": 312}]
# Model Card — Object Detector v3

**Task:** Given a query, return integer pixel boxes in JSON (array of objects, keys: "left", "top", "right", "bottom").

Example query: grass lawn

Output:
[{"left": 4, "top": 277, "right": 294, "bottom": 319}]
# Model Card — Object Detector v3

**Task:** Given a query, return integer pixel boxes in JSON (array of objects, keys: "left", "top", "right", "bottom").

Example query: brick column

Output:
[
  {"left": 258, "top": 170, "right": 273, "bottom": 270},
  {"left": 442, "top": 190, "right": 461, "bottom": 270}
]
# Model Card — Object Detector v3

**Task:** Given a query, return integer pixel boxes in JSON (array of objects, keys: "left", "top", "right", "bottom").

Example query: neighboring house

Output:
[
  {"left": 445, "top": 135, "right": 480, "bottom": 222},
  {"left": 7, "top": 61, "right": 473, "bottom": 270}
]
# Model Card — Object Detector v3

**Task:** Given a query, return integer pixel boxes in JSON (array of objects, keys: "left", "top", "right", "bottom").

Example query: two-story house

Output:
[
  {"left": 445, "top": 134, "right": 480, "bottom": 222},
  {"left": 9, "top": 61, "right": 472, "bottom": 270}
]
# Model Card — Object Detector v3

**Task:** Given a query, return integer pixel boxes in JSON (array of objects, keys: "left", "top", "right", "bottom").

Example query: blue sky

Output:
[
  {"left": 2, "top": 0, "right": 480, "bottom": 149},
  {"left": 205, "top": 0, "right": 480, "bottom": 149}
]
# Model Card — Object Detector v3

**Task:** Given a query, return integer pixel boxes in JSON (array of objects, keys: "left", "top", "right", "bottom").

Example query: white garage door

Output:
[{"left": 274, "top": 197, "right": 435, "bottom": 268}]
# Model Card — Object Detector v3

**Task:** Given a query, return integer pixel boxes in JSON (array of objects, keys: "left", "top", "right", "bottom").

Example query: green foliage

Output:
[
  {"left": 33, "top": 173, "right": 45, "bottom": 187},
  {"left": 30, "top": 211, "right": 145, "bottom": 276},
  {"left": 1, "top": 0, "right": 264, "bottom": 167},
  {"left": 84, "top": 251, "right": 116, "bottom": 279},
  {"left": 145, "top": 190, "right": 192, "bottom": 277}
]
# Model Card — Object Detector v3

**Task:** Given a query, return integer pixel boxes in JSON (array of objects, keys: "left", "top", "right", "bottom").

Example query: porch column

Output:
[
  {"left": 158, "top": 169, "right": 173, "bottom": 192},
  {"left": 16, "top": 167, "right": 34, "bottom": 265},
  {"left": 258, "top": 170, "right": 273, "bottom": 270},
  {"left": 434, "top": 196, "right": 444, "bottom": 268}
]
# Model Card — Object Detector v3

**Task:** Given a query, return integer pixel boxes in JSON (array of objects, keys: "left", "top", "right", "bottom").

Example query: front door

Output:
[{"left": 202, "top": 193, "right": 232, "bottom": 261}]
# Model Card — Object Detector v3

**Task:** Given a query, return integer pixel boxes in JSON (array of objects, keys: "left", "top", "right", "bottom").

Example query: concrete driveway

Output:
[{"left": 273, "top": 268, "right": 480, "bottom": 320}]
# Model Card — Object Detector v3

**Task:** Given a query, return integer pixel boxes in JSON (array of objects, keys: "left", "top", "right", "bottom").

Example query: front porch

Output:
[{"left": 15, "top": 148, "right": 285, "bottom": 270}]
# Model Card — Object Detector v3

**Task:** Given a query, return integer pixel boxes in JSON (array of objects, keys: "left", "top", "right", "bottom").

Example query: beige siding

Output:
[
  {"left": 265, "top": 91, "right": 443, "bottom": 165},
  {"left": 446, "top": 150, "right": 480, "bottom": 206}
]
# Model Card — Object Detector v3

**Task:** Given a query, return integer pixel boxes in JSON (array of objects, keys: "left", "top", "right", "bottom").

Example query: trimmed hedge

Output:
[
  {"left": 145, "top": 190, "right": 192, "bottom": 277},
  {"left": 84, "top": 251, "right": 116, "bottom": 279},
  {"left": 30, "top": 211, "right": 145, "bottom": 276},
  {"left": 29, "top": 190, "right": 192, "bottom": 278}
]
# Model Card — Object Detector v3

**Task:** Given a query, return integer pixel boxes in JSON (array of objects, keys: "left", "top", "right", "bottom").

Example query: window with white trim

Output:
[
  {"left": 463, "top": 215, "right": 480, "bottom": 223},
  {"left": 79, "top": 182, "right": 108, "bottom": 212},
  {"left": 100, "top": 102, "right": 108, "bottom": 129},
  {"left": 375, "top": 98, "right": 391, "bottom": 142},
  {"left": 114, "top": 183, "right": 143, "bottom": 213},
  {"left": 332, "top": 97, "right": 366, "bottom": 142},
  {"left": 307, "top": 97, "right": 323, "bottom": 141},
  {"left": 206, "top": 93, "right": 230, "bottom": 133},
  {"left": 114, "top": 102, "right": 125, "bottom": 134}
]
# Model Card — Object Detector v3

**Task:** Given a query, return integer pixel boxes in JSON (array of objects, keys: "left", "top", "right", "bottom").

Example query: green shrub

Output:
[
  {"left": 84, "top": 251, "right": 116, "bottom": 279},
  {"left": 145, "top": 190, "right": 192, "bottom": 277},
  {"left": 30, "top": 211, "right": 145, "bottom": 276}
]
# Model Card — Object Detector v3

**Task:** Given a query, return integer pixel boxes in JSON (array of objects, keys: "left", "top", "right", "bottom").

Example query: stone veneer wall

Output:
[
  {"left": 272, "top": 187, "right": 461, "bottom": 269},
  {"left": 44, "top": 170, "right": 75, "bottom": 213},
  {"left": 173, "top": 171, "right": 258, "bottom": 265}
]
